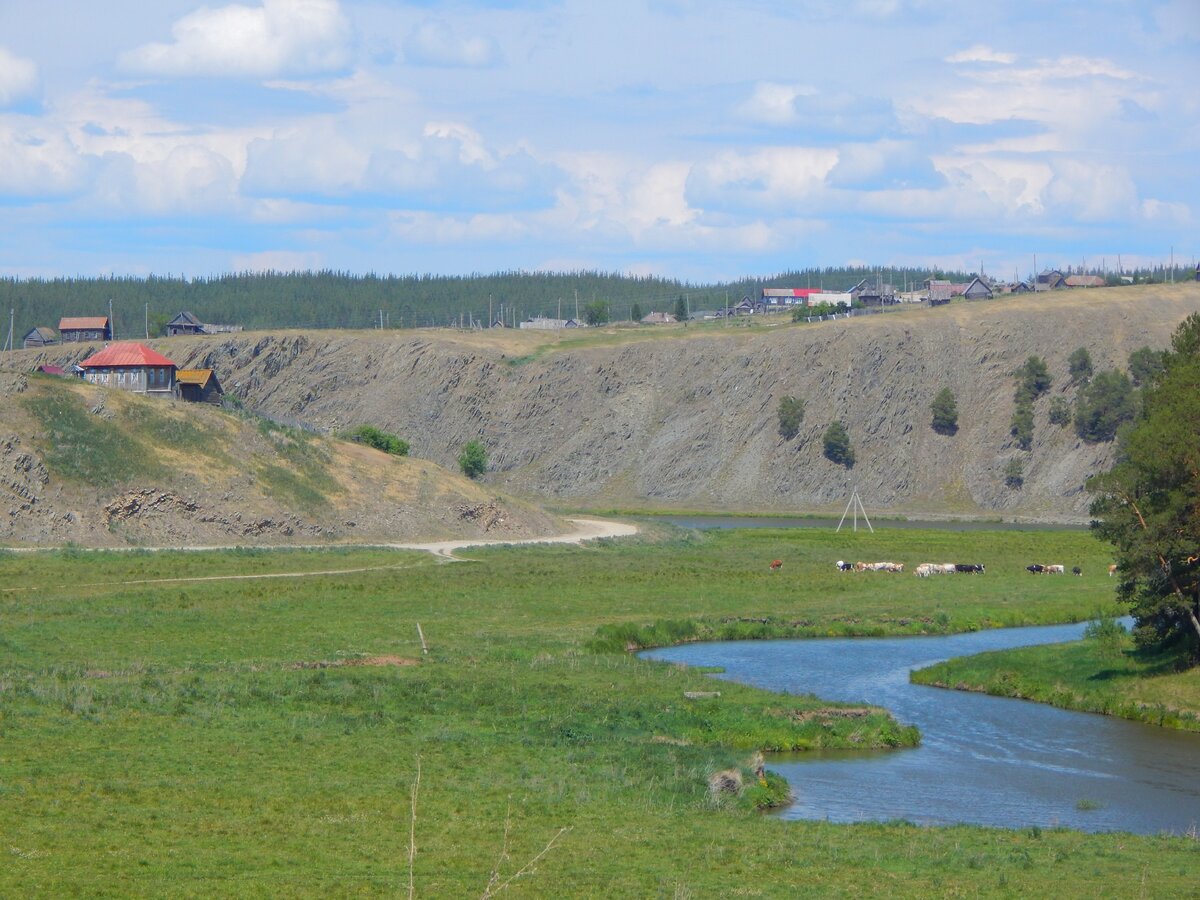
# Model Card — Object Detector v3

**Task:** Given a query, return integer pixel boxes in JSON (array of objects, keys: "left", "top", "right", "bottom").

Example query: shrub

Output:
[
  {"left": 822, "top": 421, "right": 855, "bottom": 467},
  {"left": 1067, "top": 347, "right": 1093, "bottom": 384},
  {"left": 1127, "top": 345, "right": 1166, "bottom": 386},
  {"left": 1047, "top": 397, "right": 1072, "bottom": 426},
  {"left": 630, "top": 302, "right": 643, "bottom": 322},
  {"left": 1010, "top": 403, "right": 1034, "bottom": 450},
  {"left": 344, "top": 425, "right": 409, "bottom": 457},
  {"left": 459, "top": 439, "right": 488, "bottom": 479},
  {"left": 1074, "top": 370, "right": 1136, "bottom": 442},
  {"left": 582, "top": 300, "right": 610, "bottom": 326},
  {"left": 930, "top": 387, "right": 958, "bottom": 435},
  {"left": 777, "top": 395, "right": 805, "bottom": 439},
  {"left": 1014, "top": 356, "right": 1052, "bottom": 404},
  {"left": 1004, "top": 458, "right": 1024, "bottom": 489}
]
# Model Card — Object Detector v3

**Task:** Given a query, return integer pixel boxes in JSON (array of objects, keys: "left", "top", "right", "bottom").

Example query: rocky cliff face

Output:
[{"left": 30, "top": 284, "right": 1200, "bottom": 522}]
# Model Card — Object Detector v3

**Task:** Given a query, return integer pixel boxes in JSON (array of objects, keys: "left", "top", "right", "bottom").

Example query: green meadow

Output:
[{"left": 2, "top": 527, "right": 1198, "bottom": 897}]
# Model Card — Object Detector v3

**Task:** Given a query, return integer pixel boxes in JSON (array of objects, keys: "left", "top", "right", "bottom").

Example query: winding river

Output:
[{"left": 644, "top": 622, "right": 1200, "bottom": 834}]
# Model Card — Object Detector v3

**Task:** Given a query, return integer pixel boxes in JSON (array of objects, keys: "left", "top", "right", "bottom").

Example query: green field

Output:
[{"left": 2, "top": 527, "right": 1198, "bottom": 897}]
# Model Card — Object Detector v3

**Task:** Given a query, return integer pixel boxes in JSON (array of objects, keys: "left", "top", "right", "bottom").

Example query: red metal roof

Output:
[
  {"left": 80, "top": 343, "right": 177, "bottom": 368},
  {"left": 59, "top": 316, "right": 109, "bottom": 330}
]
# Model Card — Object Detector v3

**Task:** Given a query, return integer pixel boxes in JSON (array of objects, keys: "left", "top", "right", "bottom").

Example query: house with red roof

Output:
[{"left": 79, "top": 343, "right": 178, "bottom": 398}]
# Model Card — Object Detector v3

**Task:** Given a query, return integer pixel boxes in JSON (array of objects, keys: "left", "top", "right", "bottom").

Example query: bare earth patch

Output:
[{"left": 289, "top": 655, "right": 420, "bottom": 670}]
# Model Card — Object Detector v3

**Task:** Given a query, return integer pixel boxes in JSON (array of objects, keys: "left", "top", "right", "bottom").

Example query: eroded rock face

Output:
[
  {"left": 188, "top": 288, "right": 1200, "bottom": 520},
  {"left": 103, "top": 489, "right": 201, "bottom": 526},
  {"left": 456, "top": 500, "right": 506, "bottom": 532}
]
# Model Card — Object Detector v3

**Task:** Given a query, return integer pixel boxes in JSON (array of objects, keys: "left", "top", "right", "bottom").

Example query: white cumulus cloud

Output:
[
  {"left": 403, "top": 20, "right": 499, "bottom": 68},
  {"left": 119, "top": 0, "right": 351, "bottom": 78},
  {"left": 738, "top": 82, "right": 818, "bottom": 126},
  {"left": 945, "top": 44, "right": 1015, "bottom": 65},
  {"left": 0, "top": 47, "right": 38, "bottom": 106}
]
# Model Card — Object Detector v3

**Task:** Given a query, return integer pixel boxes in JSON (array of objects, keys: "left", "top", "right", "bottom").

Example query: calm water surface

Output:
[{"left": 644, "top": 623, "right": 1200, "bottom": 834}]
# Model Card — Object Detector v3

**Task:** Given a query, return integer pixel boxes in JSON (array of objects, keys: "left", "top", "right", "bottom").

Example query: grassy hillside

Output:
[
  {"left": 0, "top": 373, "right": 560, "bottom": 547},
  {"left": 23, "top": 282, "right": 1193, "bottom": 523},
  {"left": 2, "top": 527, "right": 1196, "bottom": 896}
]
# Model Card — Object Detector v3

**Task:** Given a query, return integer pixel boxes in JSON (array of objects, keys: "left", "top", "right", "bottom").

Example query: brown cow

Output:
[
  {"left": 769, "top": 559, "right": 783, "bottom": 571},
  {"left": 1108, "top": 564, "right": 1118, "bottom": 577}
]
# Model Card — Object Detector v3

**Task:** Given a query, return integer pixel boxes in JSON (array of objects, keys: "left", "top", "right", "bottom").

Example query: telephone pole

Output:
[{"left": 109, "top": 298, "right": 115, "bottom": 341}]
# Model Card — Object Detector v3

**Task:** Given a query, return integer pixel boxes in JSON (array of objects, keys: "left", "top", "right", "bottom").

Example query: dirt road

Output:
[{"left": 1, "top": 517, "right": 640, "bottom": 592}]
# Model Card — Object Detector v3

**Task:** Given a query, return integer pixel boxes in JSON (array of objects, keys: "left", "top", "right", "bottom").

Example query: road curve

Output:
[{"left": 385, "top": 517, "right": 640, "bottom": 559}]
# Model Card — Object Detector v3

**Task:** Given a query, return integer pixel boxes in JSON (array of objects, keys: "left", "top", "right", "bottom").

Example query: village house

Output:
[
  {"left": 176, "top": 368, "right": 224, "bottom": 404},
  {"left": 761, "top": 288, "right": 822, "bottom": 308},
  {"left": 518, "top": 316, "right": 581, "bottom": 330},
  {"left": 849, "top": 277, "right": 896, "bottom": 307},
  {"left": 165, "top": 311, "right": 243, "bottom": 337},
  {"left": 1035, "top": 270, "right": 1066, "bottom": 291},
  {"left": 59, "top": 316, "right": 112, "bottom": 343},
  {"left": 926, "top": 280, "right": 953, "bottom": 305},
  {"left": 962, "top": 276, "right": 994, "bottom": 300},
  {"left": 79, "top": 342, "right": 178, "bottom": 398},
  {"left": 1064, "top": 275, "right": 1106, "bottom": 288},
  {"left": 22, "top": 326, "right": 57, "bottom": 349}
]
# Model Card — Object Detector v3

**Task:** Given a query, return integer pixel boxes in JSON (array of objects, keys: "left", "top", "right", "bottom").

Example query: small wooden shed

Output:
[
  {"left": 23, "top": 326, "right": 57, "bottom": 349},
  {"left": 176, "top": 368, "right": 224, "bottom": 404}
]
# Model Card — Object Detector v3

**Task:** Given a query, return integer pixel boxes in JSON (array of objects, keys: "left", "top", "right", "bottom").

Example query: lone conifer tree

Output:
[
  {"left": 930, "top": 388, "right": 958, "bottom": 435},
  {"left": 822, "top": 421, "right": 855, "bottom": 467}
]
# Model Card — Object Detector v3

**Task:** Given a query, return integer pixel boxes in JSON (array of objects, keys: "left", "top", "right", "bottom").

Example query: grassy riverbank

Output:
[
  {"left": 912, "top": 627, "right": 1200, "bottom": 732},
  {"left": 2, "top": 528, "right": 1197, "bottom": 896}
]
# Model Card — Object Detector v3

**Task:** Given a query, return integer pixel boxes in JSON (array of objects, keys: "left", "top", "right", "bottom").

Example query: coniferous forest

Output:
[{"left": 1, "top": 267, "right": 975, "bottom": 340}]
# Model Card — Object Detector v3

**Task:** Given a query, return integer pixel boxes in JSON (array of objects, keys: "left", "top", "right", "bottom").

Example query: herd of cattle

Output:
[
  {"left": 768, "top": 560, "right": 1119, "bottom": 576},
  {"left": 821, "top": 560, "right": 1109, "bottom": 577}
]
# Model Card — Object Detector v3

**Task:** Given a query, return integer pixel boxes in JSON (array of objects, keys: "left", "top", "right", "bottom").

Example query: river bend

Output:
[{"left": 645, "top": 623, "right": 1200, "bottom": 834}]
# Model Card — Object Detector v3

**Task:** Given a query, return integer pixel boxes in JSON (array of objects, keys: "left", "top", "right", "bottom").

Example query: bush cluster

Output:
[
  {"left": 1011, "top": 356, "right": 1051, "bottom": 450},
  {"left": 930, "top": 387, "right": 958, "bottom": 435},
  {"left": 343, "top": 425, "right": 409, "bottom": 457},
  {"left": 777, "top": 395, "right": 805, "bottom": 439}
]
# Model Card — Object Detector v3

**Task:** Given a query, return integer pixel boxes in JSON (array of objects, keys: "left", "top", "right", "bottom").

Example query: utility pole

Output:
[
  {"left": 144, "top": 302, "right": 149, "bottom": 339},
  {"left": 109, "top": 298, "right": 115, "bottom": 341},
  {"left": 574, "top": 289, "right": 579, "bottom": 321},
  {"left": 6, "top": 308, "right": 13, "bottom": 367},
  {"left": 488, "top": 294, "right": 493, "bottom": 327}
]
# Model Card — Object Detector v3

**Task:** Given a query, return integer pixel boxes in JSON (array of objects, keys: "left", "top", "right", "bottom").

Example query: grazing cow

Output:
[
  {"left": 915, "top": 563, "right": 935, "bottom": 577},
  {"left": 936, "top": 563, "right": 956, "bottom": 575},
  {"left": 954, "top": 564, "right": 985, "bottom": 574},
  {"left": 1072, "top": 566, "right": 1083, "bottom": 577},
  {"left": 836, "top": 560, "right": 854, "bottom": 571},
  {"left": 1026, "top": 564, "right": 1046, "bottom": 574},
  {"left": 769, "top": 559, "right": 783, "bottom": 571},
  {"left": 1108, "top": 564, "right": 1118, "bottom": 577},
  {"left": 1045, "top": 564, "right": 1065, "bottom": 574}
]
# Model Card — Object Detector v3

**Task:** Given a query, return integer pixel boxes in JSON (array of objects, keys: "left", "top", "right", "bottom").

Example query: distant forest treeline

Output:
[{"left": 0, "top": 264, "right": 1191, "bottom": 340}]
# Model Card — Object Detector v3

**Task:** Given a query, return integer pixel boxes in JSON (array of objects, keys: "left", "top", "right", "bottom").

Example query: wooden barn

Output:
[
  {"left": 22, "top": 326, "right": 57, "bottom": 349},
  {"left": 165, "top": 311, "right": 243, "bottom": 337},
  {"left": 79, "top": 343, "right": 177, "bottom": 398},
  {"left": 59, "top": 316, "right": 112, "bottom": 343},
  {"left": 176, "top": 368, "right": 224, "bottom": 404}
]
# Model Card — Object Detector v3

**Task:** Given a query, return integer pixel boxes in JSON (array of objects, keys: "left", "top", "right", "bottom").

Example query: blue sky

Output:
[{"left": 0, "top": 0, "right": 1196, "bottom": 282}]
